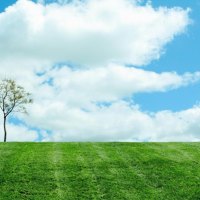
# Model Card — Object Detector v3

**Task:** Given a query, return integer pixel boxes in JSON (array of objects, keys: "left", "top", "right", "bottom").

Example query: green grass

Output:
[{"left": 0, "top": 143, "right": 200, "bottom": 200}]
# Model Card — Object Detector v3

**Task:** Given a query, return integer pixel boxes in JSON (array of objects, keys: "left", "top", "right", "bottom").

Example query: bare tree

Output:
[{"left": 0, "top": 79, "right": 33, "bottom": 142}]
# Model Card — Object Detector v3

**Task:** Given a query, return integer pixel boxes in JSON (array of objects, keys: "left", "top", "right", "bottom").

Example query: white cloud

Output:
[
  {"left": 0, "top": 0, "right": 190, "bottom": 66},
  {"left": 0, "top": 0, "right": 199, "bottom": 142},
  {"left": 37, "top": 64, "right": 200, "bottom": 105},
  {"left": 24, "top": 101, "right": 200, "bottom": 142},
  {"left": 5, "top": 124, "right": 38, "bottom": 141},
  {"left": 37, "top": 0, "right": 70, "bottom": 4},
  {"left": 0, "top": 118, "right": 39, "bottom": 142},
  {"left": 14, "top": 64, "right": 199, "bottom": 142}
]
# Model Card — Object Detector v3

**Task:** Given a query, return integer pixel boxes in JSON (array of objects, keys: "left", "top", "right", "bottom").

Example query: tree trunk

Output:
[{"left": 3, "top": 116, "right": 7, "bottom": 142}]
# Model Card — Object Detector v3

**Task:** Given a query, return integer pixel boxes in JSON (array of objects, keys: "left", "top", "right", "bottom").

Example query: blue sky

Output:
[
  {"left": 1, "top": 0, "right": 199, "bottom": 113},
  {"left": 0, "top": 0, "right": 200, "bottom": 141},
  {"left": 135, "top": 0, "right": 200, "bottom": 112},
  {"left": 0, "top": 0, "right": 197, "bottom": 111},
  {"left": 0, "top": 0, "right": 16, "bottom": 12}
]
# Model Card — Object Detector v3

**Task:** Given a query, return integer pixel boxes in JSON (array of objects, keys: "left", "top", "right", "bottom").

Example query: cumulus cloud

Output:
[
  {"left": 24, "top": 101, "right": 200, "bottom": 142},
  {"left": 0, "top": 116, "right": 39, "bottom": 141},
  {"left": 37, "top": 0, "right": 70, "bottom": 4},
  {"left": 0, "top": 0, "right": 190, "bottom": 66},
  {"left": 34, "top": 64, "right": 200, "bottom": 105},
  {"left": 5, "top": 124, "right": 38, "bottom": 141},
  {"left": 1, "top": 62, "right": 197, "bottom": 113},
  {"left": 13, "top": 64, "right": 199, "bottom": 142},
  {"left": 4, "top": 61, "right": 200, "bottom": 141},
  {"left": 0, "top": 0, "right": 199, "bottom": 142}
]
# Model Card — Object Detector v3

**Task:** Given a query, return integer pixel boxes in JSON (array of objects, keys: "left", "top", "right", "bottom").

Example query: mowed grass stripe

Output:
[
  {"left": 93, "top": 143, "right": 157, "bottom": 199},
  {"left": 0, "top": 143, "right": 56, "bottom": 199},
  {"left": 55, "top": 143, "right": 105, "bottom": 199},
  {"left": 52, "top": 143, "right": 64, "bottom": 199},
  {"left": 114, "top": 143, "right": 200, "bottom": 199},
  {"left": 0, "top": 143, "right": 200, "bottom": 200}
]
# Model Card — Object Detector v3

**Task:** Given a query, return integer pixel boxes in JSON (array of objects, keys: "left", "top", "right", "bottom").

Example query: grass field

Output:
[{"left": 0, "top": 143, "right": 200, "bottom": 200}]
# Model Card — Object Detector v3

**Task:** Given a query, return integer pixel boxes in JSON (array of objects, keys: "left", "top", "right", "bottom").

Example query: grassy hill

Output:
[{"left": 0, "top": 143, "right": 200, "bottom": 200}]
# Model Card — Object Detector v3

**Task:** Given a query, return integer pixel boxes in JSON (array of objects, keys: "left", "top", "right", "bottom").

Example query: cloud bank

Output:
[
  {"left": 0, "top": 0, "right": 199, "bottom": 142},
  {"left": 0, "top": 0, "right": 190, "bottom": 66}
]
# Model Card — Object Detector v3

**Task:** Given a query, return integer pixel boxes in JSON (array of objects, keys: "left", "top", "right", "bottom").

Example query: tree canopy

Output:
[{"left": 0, "top": 79, "right": 33, "bottom": 142}]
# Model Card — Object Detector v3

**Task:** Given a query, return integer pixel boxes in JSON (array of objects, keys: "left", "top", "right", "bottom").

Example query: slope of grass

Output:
[{"left": 0, "top": 142, "right": 200, "bottom": 200}]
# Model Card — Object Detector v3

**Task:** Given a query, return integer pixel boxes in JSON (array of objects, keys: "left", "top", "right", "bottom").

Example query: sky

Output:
[{"left": 0, "top": 0, "right": 200, "bottom": 142}]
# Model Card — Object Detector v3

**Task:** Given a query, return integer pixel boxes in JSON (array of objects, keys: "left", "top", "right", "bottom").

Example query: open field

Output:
[{"left": 0, "top": 142, "right": 200, "bottom": 200}]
